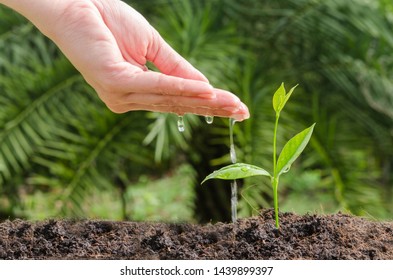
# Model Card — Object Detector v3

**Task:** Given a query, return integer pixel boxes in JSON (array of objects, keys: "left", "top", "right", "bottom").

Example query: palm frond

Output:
[{"left": 0, "top": 22, "right": 79, "bottom": 185}]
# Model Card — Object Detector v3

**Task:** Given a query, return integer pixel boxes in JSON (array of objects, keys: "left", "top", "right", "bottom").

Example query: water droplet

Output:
[
  {"left": 177, "top": 116, "right": 185, "bottom": 132},
  {"left": 205, "top": 116, "right": 214, "bottom": 124},
  {"left": 283, "top": 165, "right": 291, "bottom": 173}
]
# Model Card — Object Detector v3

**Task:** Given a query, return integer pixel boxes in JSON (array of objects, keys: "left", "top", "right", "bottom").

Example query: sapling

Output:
[{"left": 202, "top": 83, "right": 315, "bottom": 228}]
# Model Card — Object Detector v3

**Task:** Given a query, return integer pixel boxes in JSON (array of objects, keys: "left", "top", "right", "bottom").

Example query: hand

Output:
[
  {"left": 1, "top": 0, "right": 250, "bottom": 120},
  {"left": 54, "top": 0, "right": 250, "bottom": 120}
]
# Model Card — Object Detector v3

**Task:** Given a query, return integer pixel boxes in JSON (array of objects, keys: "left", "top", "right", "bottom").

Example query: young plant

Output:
[{"left": 202, "top": 83, "right": 315, "bottom": 228}]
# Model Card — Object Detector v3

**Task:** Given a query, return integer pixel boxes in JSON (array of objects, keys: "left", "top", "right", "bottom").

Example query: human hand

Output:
[{"left": 2, "top": 0, "right": 249, "bottom": 120}]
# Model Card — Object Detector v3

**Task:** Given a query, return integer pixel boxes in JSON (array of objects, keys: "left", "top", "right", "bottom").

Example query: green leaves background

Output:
[{"left": 0, "top": 0, "right": 392, "bottom": 222}]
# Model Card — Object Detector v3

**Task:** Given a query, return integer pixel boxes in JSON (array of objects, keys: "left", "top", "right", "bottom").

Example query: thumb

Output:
[{"left": 147, "top": 30, "right": 209, "bottom": 83}]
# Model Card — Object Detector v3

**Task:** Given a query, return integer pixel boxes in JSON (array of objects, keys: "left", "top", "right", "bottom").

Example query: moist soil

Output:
[{"left": 0, "top": 210, "right": 392, "bottom": 260}]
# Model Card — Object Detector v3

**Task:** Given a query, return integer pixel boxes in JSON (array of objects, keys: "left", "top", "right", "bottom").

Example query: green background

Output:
[{"left": 0, "top": 0, "right": 392, "bottom": 222}]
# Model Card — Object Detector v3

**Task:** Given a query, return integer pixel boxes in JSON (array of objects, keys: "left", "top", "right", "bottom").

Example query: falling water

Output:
[
  {"left": 229, "top": 118, "right": 236, "bottom": 163},
  {"left": 229, "top": 118, "right": 237, "bottom": 223},
  {"left": 230, "top": 144, "right": 237, "bottom": 164}
]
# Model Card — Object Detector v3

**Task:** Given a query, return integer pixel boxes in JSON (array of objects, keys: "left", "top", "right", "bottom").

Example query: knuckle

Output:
[
  {"left": 175, "top": 78, "right": 186, "bottom": 94},
  {"left": 155, "top": 74, "right": 169, "bottom": 95},
  {"left": 156, "top": 74, "right": 186, "bottom": 95}
]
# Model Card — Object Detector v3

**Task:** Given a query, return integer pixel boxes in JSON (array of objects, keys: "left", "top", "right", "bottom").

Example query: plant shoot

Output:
[{"left": 202, "top": 83, "right": 315, "bottom": 228}]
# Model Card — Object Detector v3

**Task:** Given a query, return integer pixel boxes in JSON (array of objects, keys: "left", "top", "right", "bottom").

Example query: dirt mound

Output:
[{"left": 1, "top": 210, "right": 392, "bottom": 259}]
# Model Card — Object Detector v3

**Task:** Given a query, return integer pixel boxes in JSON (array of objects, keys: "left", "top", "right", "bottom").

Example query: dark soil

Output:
[{"left": 0, "top": 210, "right": 392, "bottom": 260}]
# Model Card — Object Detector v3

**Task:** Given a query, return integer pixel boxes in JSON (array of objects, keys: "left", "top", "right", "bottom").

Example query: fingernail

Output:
[
  {"left": 232, "top": 103, "right": 250, "bottom": 120},
  {"left": 240, "top": 103, "right": 250, "bottom": 117},
  {"left": 233, "top": 112, "right": 250, "bottom": 121}
]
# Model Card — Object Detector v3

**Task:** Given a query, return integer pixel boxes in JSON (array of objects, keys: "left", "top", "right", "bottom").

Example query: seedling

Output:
[{"left": 202, "top": 83, "right": 315, "bottom": 228}]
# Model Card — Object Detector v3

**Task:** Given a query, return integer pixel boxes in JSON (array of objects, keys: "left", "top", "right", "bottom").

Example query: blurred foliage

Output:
[{"left": 0, "top": 0, "right": 392, "bottom": 222}]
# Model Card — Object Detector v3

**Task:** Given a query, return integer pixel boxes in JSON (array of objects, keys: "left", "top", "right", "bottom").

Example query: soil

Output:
[{"left": 0, "top": 210, "right": 392, "bottom": 260}]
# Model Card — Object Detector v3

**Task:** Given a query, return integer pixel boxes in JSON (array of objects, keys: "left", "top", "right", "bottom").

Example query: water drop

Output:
[
  {"left": 241, "top": 167, "right": 249, "bottom": 172},
  {"left": 177, "top": 116, "right": 185, "bottom": 132},
  {"left": 205, "top": 116, "right": 214, "bottom": 124},
  {"left": 283, "top": 165, "right": 291, "bottom": 173}
]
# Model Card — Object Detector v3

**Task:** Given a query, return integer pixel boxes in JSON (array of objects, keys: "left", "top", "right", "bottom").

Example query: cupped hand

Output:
[{"left": 44, "top": 0, "right": 249, "bottom": 121}]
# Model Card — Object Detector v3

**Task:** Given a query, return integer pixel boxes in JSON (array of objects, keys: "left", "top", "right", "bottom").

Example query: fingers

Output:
[
  {"left": 135, "top": 71, "right": 213, "bottom": 96},
  {"left": 147, "top": 30, "right": 209, "bottom": 83},
  {"left": 114, "top": 104, "right": 249, "bottom": 121},
  {"left": 107, "top": 88, "right": 250, "bottom": 121},
  {"left": 110, "top": 103, "right": 249, "bottom": 121},
  {"left": 107, "top": 68, "right": 215, "bottom": 98},
  {"left": 100, "top": 67, "right": 250, "bottom": 120}
]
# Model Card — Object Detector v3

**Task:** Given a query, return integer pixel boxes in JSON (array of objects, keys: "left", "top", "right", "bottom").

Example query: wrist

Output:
[{"left": 0, "top": 0, "right": 69, "bottom": 37}]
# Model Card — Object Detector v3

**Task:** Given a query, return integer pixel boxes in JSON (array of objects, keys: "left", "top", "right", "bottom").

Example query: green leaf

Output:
[
  {"left": 273, "top": 83, "right": 299, "bottom": 113},
  {"left": 273, "top": 82, "right": 286, "bottom": 113},
  {"left": 280, "top": 84, "right": 298, "bottom": 112},
  {"left": 276, "top": 123, "right": 316, "bottom": 177},
  {"left": 201, "top": 163, "right": 271, "bottom": 184}
]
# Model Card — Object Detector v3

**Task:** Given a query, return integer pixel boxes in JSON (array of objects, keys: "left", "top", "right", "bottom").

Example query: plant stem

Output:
[
  {"left": 272, "top": 113, "right": 280, "bottom": 228},
  {"left": 273, "top": 113, "right": 280, "bottom": 176},
  {"left": 272, "top": 177, "right": 280, "bottom": 229}
]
